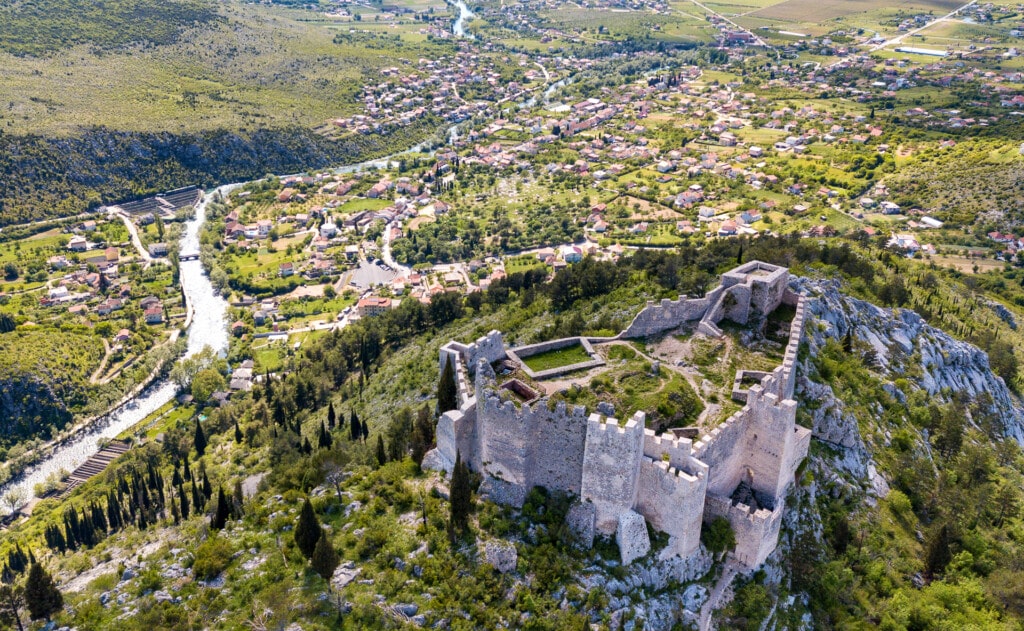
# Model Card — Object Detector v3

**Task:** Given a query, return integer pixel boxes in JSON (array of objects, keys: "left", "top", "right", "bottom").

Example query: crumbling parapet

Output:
[{"left": 703, "top": 494, "right": 785, "bottom": 569}]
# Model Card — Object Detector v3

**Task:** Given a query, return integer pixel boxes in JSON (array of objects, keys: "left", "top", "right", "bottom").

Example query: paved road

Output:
[
  {"left": 680, "top": 0, "right": 771, "bottom": 48},
  {"left": 869, "top": 0, "right": 978, "bottom": 51},
  {"left": 116, "top": 211, "right": 158, "bottom": 265},
  {"left": 381, "top": 221, "right": 412, "bottom": 277}
]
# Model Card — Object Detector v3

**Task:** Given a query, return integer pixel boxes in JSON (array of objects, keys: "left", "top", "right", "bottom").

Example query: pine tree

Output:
[
  {"left": 311, "top": 531, "right": 340, "bottom": 584},
  {"left": 24, "top": 563, "right": 62, "bottom": 621},
  {"left": 376, "top": 435, "right": 387, "bottom": 467},
  {"left": 194, "top": 419, "right": 207, "bottom": 457},
  {"left": 448, "top": 451, "right": 472, "bottom": 541},
  {"left": 327, "top": 402, "right": 336, "bottom": 430},
  {"left": 211, "top": 487, "right": 229, "bottom": 530},
  {"left": 438, "top": 355, "right": 458, "bottom": 414},
  {"left": 234, "top": 420, "right": 243, "bottom": 444},
  {"left": 294, "top": 499, "right": 321, "bottom": 560}
]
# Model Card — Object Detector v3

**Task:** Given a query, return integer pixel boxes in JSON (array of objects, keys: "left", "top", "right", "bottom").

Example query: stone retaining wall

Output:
[{"left": 507, "top": 336, "right": 605, "bottom": 380}]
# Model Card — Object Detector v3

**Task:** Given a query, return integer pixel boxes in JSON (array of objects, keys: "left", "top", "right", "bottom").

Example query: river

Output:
[
  {"left": 452, "top": 0, "right": 474, "bottom": 38},
  {"left": 1, "top": 192, "right": 230, "bottom": 510},
  {"left": 3, "top": 0, "right": 478, "bottom": 512}
]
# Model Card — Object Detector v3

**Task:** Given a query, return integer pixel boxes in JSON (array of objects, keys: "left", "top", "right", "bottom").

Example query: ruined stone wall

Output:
[
  {"left": 621, "top": 286, "right": 723, "bottom": 339},
  {"left": 508, "top": 337, "right": 605, "bottom": 380},
  {"left": 635, "top": 458, "right": 707, "bottom": 558},
  {"left": 693, "top": 410, "right": 751, "bottom": 497},
  {"left": 580, "top": 413, "right": 645, "bottom": 534},
  {"left": 781, "top": 294, "right": 807, "bottom": 400},
  {"left": 439, "top": 330, "right": 506, "bottom": 377},
  {"left": 704, "top": 495, "right": 785, "bottom": 568},
  {"left": 723, "top": 284, "right": 753, "bottom": 325},
  {"left": 476, "top": 392, "right": 532, "bottom": 492},
  {"left": 526, "top": 401, "right": 590, "bottom": 496},
  {"left": 739, "top": 386, "right": 800, "bottom": 500}
]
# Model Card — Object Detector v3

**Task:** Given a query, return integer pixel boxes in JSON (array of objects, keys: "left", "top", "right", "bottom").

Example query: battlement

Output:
[
  {"left": 643, "top": 427, "right": 700, "bottom": 473},
  {"left": 424, "top": 264, "right": 811, "bottom": 570}
]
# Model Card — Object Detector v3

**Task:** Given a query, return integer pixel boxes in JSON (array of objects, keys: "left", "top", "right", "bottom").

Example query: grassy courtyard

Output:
[{"left": 521, "top": 343, "right": 593, "bottom": 372}]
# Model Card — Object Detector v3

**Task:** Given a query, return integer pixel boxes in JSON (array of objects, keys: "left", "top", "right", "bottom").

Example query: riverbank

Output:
[{"left": 0, "top": 193, "right": 228, "bottom": 513}]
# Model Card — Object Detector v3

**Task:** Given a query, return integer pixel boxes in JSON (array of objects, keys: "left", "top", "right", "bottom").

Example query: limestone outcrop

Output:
[{"left": 794, "top": 277, "right": 1024, "bottom": 444}]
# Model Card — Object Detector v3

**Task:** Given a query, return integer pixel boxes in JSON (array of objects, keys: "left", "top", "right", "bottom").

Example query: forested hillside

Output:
[
  {"left": 0, "top": 121, "right": 443, "bottom": 225},
  {"left": 2, "top": 237, "right": 1024, "bottom": 629}
]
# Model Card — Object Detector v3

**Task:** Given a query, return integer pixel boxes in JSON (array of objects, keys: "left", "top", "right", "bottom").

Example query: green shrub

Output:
[{"left": 192, "top": 535, "right": 233, "bottom": 581}]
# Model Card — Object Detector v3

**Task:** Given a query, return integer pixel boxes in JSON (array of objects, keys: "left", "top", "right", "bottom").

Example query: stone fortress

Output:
[{"left": 424, "top": 262, "right": 811, "bottom": 569}]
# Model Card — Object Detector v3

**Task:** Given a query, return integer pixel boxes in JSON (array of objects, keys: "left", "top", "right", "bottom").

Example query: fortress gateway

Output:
[{"left": 424, "top": 262, "right": 811, "bottom": 568}]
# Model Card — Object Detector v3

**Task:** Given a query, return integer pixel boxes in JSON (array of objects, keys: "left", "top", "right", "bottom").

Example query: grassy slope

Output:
[{"left": 0, "top": 3, "right": 445, "bottom": 136}]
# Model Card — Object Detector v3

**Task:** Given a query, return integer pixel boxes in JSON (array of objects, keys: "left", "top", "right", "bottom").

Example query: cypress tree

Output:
[
  {"left": 327, "top": 402, "right": 336, "bottom": 430},
  {"left": 376, "top": 435, "right": 387, "bottom": 467},
  {"left": 448, "top": 450, "right": 472, "bottom": 540},
  {"left": 318, "top": 421, "right": 332, "bottom": 449},
  {"left": 194, "top": 419, "right": 207, "bottom": 457},
  {"left": 302, "top": 437, "right": 313, "bottom": 455},
  {"left": 349, "top": 410, "right": 360, "bottom": 441},
  {"left": 926, "top": 524, "right": 953, "bottom": 577},
  {"left": 234, "top": 420, "right": 243, "bottom": 444},
  {"left": 211, "top": 487, "right": 229, "bottom": 530},
  {"left": 311, "top": 531, "right": 340, "bottom": 584},
  {"left": 361, "top": 419, "right": 369, "bottom": 442},
  {"left": 294, "top": 499, "right": 321, "bottom": 560},
  {"left": 232, "top": 480, "right": 244, "bottom": 519},
  {"left": 438, "top": 356, "right": 458, "bottom": 414},
  {"left": 24, "top": 563, "right": 62, "bottom": 621},
  {"left": 180, "top": 486, "right": 190, "bottom": 520},
  {"left": 201, "top": 467, "right": 212, "bottom": 501}
]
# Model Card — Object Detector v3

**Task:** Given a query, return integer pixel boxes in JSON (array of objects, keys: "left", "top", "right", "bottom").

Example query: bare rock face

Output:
[
  {"left": 794, "top": 277, "right": 1024, "bottom": 444},
  {"left": 566, "top": 500, "right": 596, "bottom": 550},
  {"left": 484, "top": 540, "right": 518, "bottom": 574},
  {"left": 616, "top": 510, "right": 651, "bottom": 566}
]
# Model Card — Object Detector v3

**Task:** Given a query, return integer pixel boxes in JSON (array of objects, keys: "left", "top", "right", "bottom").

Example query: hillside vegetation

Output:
[
  {"left": 0, "top": 2, "right": 458, "bottom": 225},
  {"left": 2, "top": 237, "right": 1024, "bottom": 629},
  {"left": 0, "top": 0, "right": 217, "bottom": 56}
]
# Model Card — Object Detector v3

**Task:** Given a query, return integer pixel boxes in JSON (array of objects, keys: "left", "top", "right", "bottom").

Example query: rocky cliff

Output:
[{"left": 794, "top": 277, "right": 1024, "bottom": 446}]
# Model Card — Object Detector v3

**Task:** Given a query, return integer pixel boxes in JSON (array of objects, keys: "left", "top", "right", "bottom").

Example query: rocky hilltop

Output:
[{"left": 795, "top": 277, "right": 1024, "bottom": 445}]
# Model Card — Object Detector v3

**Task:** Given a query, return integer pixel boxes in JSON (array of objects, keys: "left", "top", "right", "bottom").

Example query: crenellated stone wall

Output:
[
  {"left": 635, "top": 457, "right": 708, "bottom": 558},
  {"left": 580, "top": 412, "right": 646, "bottom": 533},
  {"left": 624, "top": 261, "right": 790, "bottom": 339},
  {"left": 424, "top": 263, "right": 811, "bottom": 570}
]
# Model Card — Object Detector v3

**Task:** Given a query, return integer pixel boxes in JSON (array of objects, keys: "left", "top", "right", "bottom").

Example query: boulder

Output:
[{"left": 484, "top": 540, "right": 518, "bottom": 574}]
